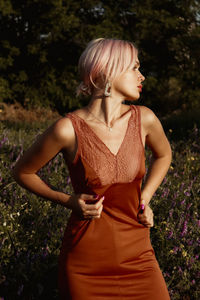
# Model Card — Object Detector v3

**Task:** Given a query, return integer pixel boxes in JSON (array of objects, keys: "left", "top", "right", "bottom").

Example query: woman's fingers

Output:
[
  {"left": 142, "top": 216, "right": 154, "bottom": 227},
  {"left": 138, "top": 204, "right": 154, "bottom": 227},
  {"left": 79, "top": 194, "right": 105, "bottom": 219},
  {"left": 84, "top": 197, "right": 104, "bottom": 210},
  {"left": 139, "top": 214, "right": 154, "bottom": 226}
]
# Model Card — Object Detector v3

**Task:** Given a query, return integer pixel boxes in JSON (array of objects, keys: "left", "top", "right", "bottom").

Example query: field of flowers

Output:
[{"left": 0, "top": 120, "right": 199, "bottom": 300}]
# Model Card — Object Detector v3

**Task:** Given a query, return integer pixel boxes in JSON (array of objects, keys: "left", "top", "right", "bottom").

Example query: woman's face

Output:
[{"left": 111, "top": 59, "right": 145, "bottom": 101}]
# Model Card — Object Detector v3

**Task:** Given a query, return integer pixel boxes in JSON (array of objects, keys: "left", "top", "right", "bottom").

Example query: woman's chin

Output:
[{"left": 126, "top": 95, "right": 140, "bottom": 102}]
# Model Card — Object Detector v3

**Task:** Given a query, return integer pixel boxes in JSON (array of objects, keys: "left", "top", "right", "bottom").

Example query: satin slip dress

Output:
[{"left": 58, "top": 104, "right": 171, "bottom": 300}]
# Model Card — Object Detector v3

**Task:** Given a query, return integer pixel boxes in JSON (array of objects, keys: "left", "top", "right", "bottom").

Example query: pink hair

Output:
[{"left": 77, "top": 38, "right": 138, "bottom": 96}]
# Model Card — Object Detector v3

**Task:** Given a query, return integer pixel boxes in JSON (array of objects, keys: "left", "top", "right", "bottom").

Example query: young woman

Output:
[{"left": 13, "top": 38, "right": 172, "bottom": 299}]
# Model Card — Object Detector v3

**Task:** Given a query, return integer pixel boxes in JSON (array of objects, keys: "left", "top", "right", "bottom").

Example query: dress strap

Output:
[
  {"left": 131, "top": 105, "right": 143, "bottom": 149},
  {"left": 65, "top": 112, "right": 82, "bottom": 164}
]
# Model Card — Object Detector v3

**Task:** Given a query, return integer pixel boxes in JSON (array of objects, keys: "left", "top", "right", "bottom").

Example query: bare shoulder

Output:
[
  {"left": 42, "top": 115, "right": 75, "bottom": 147},
  {"left": 139, "top": 105, "right": 157, "bottom": 124},
  {"left": 51, "top": 107, "right": 90, "bottom": 144},
  {"left": 53, "top": 116, "right": 74, "bottom": 136},
  {"left": 139, "top": 105, "right": 162, "bottom": 133}
]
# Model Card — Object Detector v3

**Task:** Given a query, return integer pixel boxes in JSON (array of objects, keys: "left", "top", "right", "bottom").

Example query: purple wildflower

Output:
[
  {"left": 173, "top": 192, "right": 178, "bottom": 199},
  {"left": 189, "top": 257, "right": 195, "bottom": 264},
  {"left": 172, "top": 200, "right": 176, "bottom": 207},
  {"left": 169, "top": 209, "right": 173, "bottom": 218},
  {"left": 173, "top": 246, "right": 179, "bottom": 253},
  {"left": 161, "top": 188, "right": 169, "bottom": 198},
  {"left": 187, "top": 240, "right": 193, "bottom": 246},
  {"left": 187, "top": 203, "right": 192, "bottom": 210},
  {"left": 178, "top": 266, "right": 183, "bottom": 274},
  {"left": 0, "top": 137, "right": 8, "bottom": 148},
  {"left": 167, "top": 231, "right": 173, "bottom": 239},
  {"left": 180, "top": 199, "right": 185, "bottom": 205},
  {"left": 181, "top": 220, "right": 188, "bottom": 237},
  {"left": 163, "top": 177, "right": 167, "bottom": 184},
  {"left": 184, "top": 191, "right": 191, "bottom": 197}
]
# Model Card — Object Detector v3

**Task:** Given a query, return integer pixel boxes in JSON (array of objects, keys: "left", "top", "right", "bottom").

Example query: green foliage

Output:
[
  {"left": 0, "top": 78, "right": 12, "bottom": 101},
  {"left": 0, "top": 120, "right": 200, "bottom": 299},
  {"left": 0, "top": 0, "right": 199, "bottom": 114},
  {"left": 130, "top": 0, "right": 200, "bottom": 114}
]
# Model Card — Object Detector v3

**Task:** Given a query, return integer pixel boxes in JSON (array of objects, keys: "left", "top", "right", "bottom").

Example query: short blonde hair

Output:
[{"left": 77, "top": 38, "right": 138, "bottom": 96}]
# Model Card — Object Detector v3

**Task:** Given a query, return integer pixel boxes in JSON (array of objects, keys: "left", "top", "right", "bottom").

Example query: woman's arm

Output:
[
  {"left": 12, "top": 117, "right": 74, "bottom": 207},
  {"left": 140, "top": 106, "right": 172, "bottom": 204},
  {"left": 137, "top": 106, "right": 172, "bottom": 227},
  {"left": 12, "top": 117, "right": 104, "bottom": 219}
]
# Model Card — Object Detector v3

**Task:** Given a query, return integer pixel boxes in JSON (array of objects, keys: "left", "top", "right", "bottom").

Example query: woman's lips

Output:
[{"left": 137, "top": 85, "right": 142, "bottom": 92}]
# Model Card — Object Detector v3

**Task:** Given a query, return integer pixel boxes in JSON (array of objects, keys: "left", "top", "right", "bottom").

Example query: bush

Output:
[{"left": 0, "top": 122, "right": 199, "bottom": 299}]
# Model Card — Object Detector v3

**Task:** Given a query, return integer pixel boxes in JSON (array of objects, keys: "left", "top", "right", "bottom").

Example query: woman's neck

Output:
[{"left": 85, "top": 95, "right": 126, "bottom": 127}]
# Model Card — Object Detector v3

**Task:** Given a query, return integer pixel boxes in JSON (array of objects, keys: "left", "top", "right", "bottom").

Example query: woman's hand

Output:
[
  {"left": 137, "top": 200, "right": 154, "bottom": 227},
  {"left": 67, "top": 194, "right": 105, "bottom": 220}
]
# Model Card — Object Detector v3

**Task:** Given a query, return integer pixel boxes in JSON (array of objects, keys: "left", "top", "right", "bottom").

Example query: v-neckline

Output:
[{"left": 71, "top": 106, "right": 133, "bottom": 157}]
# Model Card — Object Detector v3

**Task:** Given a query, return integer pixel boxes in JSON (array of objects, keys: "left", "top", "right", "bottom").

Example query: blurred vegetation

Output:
[
  {"left": 0, "top": 0, "right": 199, "bottom": 116},
  {"left": 161, "top": 108, "right": 200, "bottom": 140}
]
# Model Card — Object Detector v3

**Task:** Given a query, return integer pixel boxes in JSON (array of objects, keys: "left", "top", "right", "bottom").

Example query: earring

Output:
[{"left": 104, "top": 82, "right": 111, "bottom": 97}]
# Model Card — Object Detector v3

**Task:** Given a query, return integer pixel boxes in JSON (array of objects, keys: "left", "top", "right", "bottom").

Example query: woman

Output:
[{"left": 13, "top": 38, "right": 172, "bottom": 299}]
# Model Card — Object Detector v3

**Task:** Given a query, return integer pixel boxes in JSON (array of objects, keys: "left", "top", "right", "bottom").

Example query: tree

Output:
[{"left": 0, "top": 0, "right": 199, "bottom": 115}]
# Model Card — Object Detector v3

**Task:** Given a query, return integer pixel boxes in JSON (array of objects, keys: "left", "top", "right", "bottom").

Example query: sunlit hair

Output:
[{"left": 77, "top": 38, "right": 138, "bottom": 96}]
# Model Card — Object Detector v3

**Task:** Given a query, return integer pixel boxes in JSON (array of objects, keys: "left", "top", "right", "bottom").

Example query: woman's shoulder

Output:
[
  {"left": 45, "top": 115, "right": 76, "bottom": 146},
  {"left": 137, "top": 105, "right": 160, "bottom": 129}
]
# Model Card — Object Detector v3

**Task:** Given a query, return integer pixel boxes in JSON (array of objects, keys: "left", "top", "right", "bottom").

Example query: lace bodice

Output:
[{"left": 65, "top": 105, "right": 145, "bottom": 192}]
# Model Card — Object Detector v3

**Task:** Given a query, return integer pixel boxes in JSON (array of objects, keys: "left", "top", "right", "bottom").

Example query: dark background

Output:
[{"left": 0, "top": 0, "right": 200, "bottom": 119}]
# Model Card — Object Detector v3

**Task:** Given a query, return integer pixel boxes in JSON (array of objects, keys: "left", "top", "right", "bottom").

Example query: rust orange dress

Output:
[{"left": 58, "top": 105, "right": 171, "bottom": 300}]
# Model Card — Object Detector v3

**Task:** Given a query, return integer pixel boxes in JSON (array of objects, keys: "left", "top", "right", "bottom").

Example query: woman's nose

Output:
[{"left": 139, "top": 71, "right": 145, "bottom": 82}]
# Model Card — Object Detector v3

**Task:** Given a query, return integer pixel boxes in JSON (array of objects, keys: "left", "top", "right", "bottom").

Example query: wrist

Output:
[
  {"left": 55, "top": 191, "right": 72, "bottom": 208},
  {"left": 141, "top": 191, "right": 152, "bottom": 205}
]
